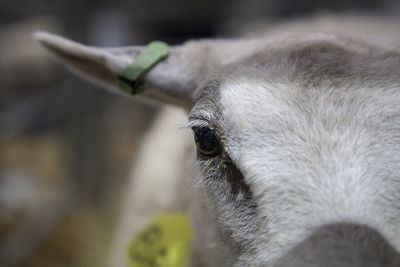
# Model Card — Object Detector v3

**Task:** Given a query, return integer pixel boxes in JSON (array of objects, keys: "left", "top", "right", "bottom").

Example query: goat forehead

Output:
[
  {"left": 193, "top": 38, "right": 400, "bottom": 119},
  {"left": 216, "top": 39, "right": 400, "bottom": 165},
  {"left": 192, "top": 38, "right": 400, "bottom": 111},
  {"left": 219, "top": 74, "right": 400, "bottom": 192}
]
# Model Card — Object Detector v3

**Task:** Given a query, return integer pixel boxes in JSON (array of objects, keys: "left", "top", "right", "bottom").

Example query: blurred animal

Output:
[{"left": 35, "top": 16, "right": 400, "bottom": 266}]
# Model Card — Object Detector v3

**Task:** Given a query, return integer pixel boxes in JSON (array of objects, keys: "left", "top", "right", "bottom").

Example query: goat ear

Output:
[{"left": 34, "top": 31, "right": 210, "bottom": 109}]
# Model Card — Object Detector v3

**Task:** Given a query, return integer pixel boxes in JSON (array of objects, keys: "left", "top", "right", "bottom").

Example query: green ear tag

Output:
[{"left": 118, "top": 41, "right": 169, "bottom": 94}]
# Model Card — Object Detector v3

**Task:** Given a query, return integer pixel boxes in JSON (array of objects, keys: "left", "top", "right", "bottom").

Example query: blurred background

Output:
[{"left": 0, "top": 0, "right": 400, "bottom": 267}]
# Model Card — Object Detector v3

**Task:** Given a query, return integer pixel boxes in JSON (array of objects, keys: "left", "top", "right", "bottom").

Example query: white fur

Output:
[{"left": 220, "top": 75, "right": 400, "bottom": 265}]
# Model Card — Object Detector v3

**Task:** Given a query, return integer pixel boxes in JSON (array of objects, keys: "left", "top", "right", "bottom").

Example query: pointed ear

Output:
[{"left": 34, "top": 31, "right": 212, "bottom": 109}]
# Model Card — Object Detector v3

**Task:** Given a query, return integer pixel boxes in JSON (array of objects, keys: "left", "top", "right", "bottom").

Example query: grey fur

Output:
[{"left": 35, "top": 16, "right": 400, "bottom": 267}]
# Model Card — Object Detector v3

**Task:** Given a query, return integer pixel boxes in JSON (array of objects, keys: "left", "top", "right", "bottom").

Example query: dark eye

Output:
[{"left": 193, "top": 127, "right": 221, "bottom": 157}]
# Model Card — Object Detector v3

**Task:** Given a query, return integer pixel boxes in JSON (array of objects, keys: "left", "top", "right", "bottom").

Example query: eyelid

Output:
[{"left": 183, "top": 119, "right": 211, "bottom": 129}]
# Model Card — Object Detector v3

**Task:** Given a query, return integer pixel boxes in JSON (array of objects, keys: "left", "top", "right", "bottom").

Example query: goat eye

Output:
[{"left": 193, "top": 127, "right": 221, "bottom": 157}]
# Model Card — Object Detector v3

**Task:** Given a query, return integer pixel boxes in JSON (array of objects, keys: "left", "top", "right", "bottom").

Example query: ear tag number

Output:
[
  {"left": 118, "top": 41, "right": 169, "bottom": 94},
  {"left": 127, "top": 214, "right": 193, "bottom": 267}
]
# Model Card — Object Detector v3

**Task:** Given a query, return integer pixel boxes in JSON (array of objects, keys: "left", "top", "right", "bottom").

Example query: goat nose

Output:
[{"left": 274, "top": 223, "right": 400, "bottom": 267}]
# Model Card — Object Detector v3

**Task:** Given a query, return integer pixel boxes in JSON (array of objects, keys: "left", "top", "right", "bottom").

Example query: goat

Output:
[{"left": 35, "top": 15, "right": 400, "bottom": 266}]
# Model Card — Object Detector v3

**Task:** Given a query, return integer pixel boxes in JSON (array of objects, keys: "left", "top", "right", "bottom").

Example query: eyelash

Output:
[{"left": 184, "top": 120, "right": 211, "bottom": 129}]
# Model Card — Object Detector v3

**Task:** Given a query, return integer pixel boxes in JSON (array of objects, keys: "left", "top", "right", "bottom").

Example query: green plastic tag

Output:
[
  {"left": 118, "top": 41, "right": 169, "bottom": 94},
  {"left": 127, "top": 214, "right": 193, "bottom": 267}
]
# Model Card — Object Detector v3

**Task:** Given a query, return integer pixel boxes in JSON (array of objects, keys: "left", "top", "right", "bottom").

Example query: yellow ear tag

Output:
[{"left": 127, "top": 214, "right": 193, "bottom": 267}]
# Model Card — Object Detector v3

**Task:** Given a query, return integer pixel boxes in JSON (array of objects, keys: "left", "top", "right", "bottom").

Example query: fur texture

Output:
[
  {"left": 36, "top": 16, "right": 400, "bottom": 267},
  {"left": 189, "top": 23, "right": 400, "bottom": 267}
]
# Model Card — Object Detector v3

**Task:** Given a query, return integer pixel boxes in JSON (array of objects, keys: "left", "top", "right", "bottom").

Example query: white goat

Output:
[{"left": 35, "top": 16, "right": 400, "bottom": 267}]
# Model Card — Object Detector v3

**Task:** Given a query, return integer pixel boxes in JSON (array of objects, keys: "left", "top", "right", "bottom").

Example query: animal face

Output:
[
  {"left": 188, "top": 40, "right": 400, "bottom": 265},
  {"left": 36, "top": 22, "right": 400, "bottom": 266}
]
